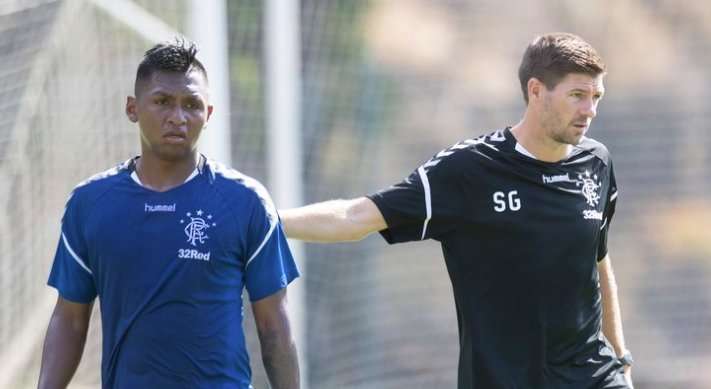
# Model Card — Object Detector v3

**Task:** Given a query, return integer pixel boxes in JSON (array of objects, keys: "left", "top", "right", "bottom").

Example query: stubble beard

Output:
[
  {"left": 551, "top": 127, "right": 583, "bottom": 146},
  {"left": 541, "top": 99, "right": 582, "bottom": 146}
]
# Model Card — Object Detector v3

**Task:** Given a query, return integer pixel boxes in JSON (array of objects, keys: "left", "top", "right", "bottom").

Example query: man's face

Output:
[
  {"left": 539, "top": 72, "right": 604, "bottom": 146},
  {"left": 126, "top": 70, "right": 213, "bottom": 162}
]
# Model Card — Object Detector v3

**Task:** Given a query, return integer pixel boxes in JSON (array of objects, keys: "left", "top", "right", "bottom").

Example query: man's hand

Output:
[{"left": 624, "top": 366, "right": 633, "bottom": 388}]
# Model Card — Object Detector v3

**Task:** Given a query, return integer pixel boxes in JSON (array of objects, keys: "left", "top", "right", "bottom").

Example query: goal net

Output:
[{"left": 0, "top": 1, "right": 185, "bottom": 387}]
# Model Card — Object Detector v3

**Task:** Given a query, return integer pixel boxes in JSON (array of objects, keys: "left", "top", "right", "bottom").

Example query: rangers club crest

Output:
[
  {"left": 576, "top": 171, "right": 601, "bottom": 207},
  {"left": 180, "top": 209, "right": 217, "bottom": 246}
]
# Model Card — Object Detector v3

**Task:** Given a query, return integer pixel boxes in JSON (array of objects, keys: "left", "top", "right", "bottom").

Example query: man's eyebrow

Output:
[
  {"left": 591, "top": 86, "right": 605, "bottom": 95},
  {"left": 569, "top": 86, "right": 604, "bottom": 93},
  {"left": 150, "top": 89, "right": 203, "bottom": 96}
]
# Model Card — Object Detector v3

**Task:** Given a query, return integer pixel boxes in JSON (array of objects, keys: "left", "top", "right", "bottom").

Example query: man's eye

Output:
[
  {"left": 155, "top": 99, "right": 167, "bottom": 105},
  {"left": 185, "top": 101, "right": 202, "bottom": 110}
]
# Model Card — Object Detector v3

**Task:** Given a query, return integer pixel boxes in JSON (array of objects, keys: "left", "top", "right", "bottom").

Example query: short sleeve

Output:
[
  {"left": 47, "top": 191, "right": 97, "bottom": 303},
  {"left": 368, "top": 146, "right": 468, "bottom": 244},
  {"left": 597, "top": 163, "right": 618, "bottom": 261},
  {"left": 244, "top": 193, "right": 299, "bottom": 302}
]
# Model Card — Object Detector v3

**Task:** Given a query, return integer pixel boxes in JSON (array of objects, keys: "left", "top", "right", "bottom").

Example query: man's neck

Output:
[
  {"left": 510, "top": 120, "right": 571, "bottom": 163},
  {"left": 135, "top": 152, "right": 199, "bottom": 192}
]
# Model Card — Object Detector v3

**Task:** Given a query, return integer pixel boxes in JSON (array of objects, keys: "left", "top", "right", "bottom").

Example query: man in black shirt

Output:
[{"left": 281, "top": 32, "right": 632, "bottom": 389}]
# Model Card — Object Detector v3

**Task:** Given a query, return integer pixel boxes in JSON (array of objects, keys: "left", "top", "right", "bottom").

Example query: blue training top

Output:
[{"left": 48, "top": 156, "right": 299, "bottom": 388}]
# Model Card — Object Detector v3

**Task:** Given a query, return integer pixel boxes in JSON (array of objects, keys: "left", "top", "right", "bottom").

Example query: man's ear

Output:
[
  {"left": 206, "top": 105, "right": 214, "bottom": 122},
  {"left": 126, "top": 96, "right": 138, "bottom": 123},
  {"left": 527, "top": 77, "right": 545, "bottom": 102}
]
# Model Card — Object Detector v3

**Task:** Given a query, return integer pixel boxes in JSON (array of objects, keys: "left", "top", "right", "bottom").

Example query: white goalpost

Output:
[{"left": 264, "top": 1, "right": 307, "bottom": 387}]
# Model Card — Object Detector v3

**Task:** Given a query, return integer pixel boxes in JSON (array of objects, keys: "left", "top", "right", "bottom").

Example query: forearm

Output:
[
  {"left": 599, "top": 258, "right": 627, "bottom": 356},
  {"left": 280, "top": 197, "right": 385, "bottom": 242},
  {"left": 37, "top": 312, "right": 89, "bottom": 388},
  {"left": 599, "top": 256, "right": 633, "bottom": 387},
  {"left": 601, "top": 288, "right": 627, "bottom": 357},
  {"left": 260, "top": 331, "right": 300, "bottom": 389}
]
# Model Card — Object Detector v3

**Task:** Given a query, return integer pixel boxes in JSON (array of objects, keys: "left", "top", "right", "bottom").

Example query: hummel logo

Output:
[
  {"left": 542, "top": 173, "right": 574, "bottom": 184},
  {"left": 145, "top": 203, "right": 176, "bottom": 212}
]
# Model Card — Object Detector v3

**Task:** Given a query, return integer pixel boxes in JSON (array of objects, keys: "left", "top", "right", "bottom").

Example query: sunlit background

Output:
[{"left": 1, "top": 1, "right": 710, "bottom": 388}]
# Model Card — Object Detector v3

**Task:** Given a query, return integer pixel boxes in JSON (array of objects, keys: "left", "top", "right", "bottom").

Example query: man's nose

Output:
[
  {"left": 168, "top": 107, "right": 187, "bottom": 125},
  {"left": 581, "top": 99, "right": 597, "bottom": 118}
]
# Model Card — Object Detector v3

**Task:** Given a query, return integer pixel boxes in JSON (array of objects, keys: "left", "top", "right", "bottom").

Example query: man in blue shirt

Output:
[{"left": 38, "top": 40, "right": 300, "bottom": 389}]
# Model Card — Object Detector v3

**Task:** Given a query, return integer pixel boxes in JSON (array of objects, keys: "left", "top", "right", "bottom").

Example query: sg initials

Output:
[{"left": 493, "top": 190, "right": 521, "bottom": 212}]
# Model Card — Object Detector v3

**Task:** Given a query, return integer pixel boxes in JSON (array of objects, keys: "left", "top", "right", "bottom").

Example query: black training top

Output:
[{"left": 368, "top": 128, "right": 627, "bottom": 389}]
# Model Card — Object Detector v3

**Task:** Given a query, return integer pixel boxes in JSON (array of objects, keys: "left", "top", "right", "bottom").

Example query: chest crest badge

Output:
[
  {"left": 576, "top": 171, "right": 601, "bottom": 207},
  {"left": 180, "top": 209, "right": 217, "bottom": 246}
]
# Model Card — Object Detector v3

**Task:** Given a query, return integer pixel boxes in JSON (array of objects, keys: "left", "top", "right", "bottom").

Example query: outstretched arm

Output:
[
  {"left": 279, "top": 197, "right": 387, "bottom": 242},
  {"left": 598, "top": 254, "right": 632, "bottom": 386},
  {"left": 252, "top": 289, "right": 300, "bottom": 389},
  {"left": 38, "top": 296, "right": 93, "bottom": 389}
]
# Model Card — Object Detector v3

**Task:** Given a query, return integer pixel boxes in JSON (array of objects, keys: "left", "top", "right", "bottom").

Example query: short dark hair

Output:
[
  {"left": 134, "top": 38, "right": 208, "bottom": 95},
  {"left": 518, "top": 33, "right": 606, "bottom": 104}
]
